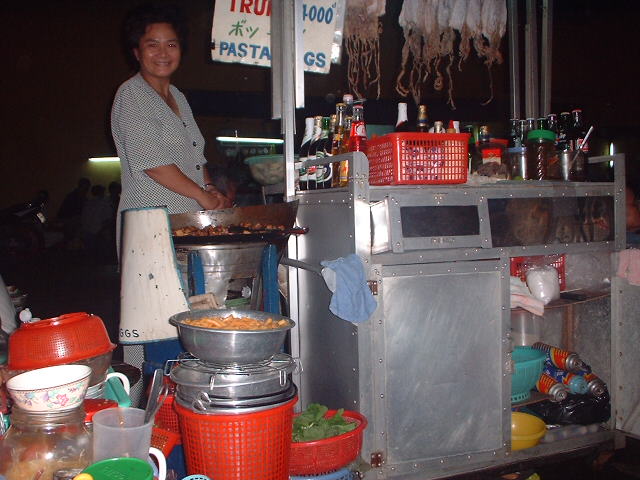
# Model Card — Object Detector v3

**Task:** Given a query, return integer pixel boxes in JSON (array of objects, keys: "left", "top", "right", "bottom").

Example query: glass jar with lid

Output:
[
  {"left": 0, "top": 407, "right": 92, "bottom": 480},
  {"left": 526, "top": 129, "right": 560, "bottom": 180}
]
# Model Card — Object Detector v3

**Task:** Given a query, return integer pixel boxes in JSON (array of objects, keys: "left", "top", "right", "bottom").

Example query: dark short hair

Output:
[{"left": 123, "top": 3, "right": 187, "bottom": 55}]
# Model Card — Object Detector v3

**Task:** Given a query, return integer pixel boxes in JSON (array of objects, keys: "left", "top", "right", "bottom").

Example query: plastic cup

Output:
[{"left": 92, "top": 407, "right": 165, "bottom": 479}]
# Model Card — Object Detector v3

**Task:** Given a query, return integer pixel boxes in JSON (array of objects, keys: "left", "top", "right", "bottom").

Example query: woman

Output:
[
  {"left": 111, "top": 4, "right": 229, "bottom": 241},
  {"left": 111, "top": 4, "right": 229, "bottom": 410}
]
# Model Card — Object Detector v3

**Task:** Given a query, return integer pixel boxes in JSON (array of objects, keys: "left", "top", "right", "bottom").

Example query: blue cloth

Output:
[{"left": 321, "top": 254, "right": 377, "bottom": 323}]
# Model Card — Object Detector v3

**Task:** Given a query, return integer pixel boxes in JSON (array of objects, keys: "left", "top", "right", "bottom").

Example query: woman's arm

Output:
[{"left": 145, "top": 164, "right": 227, "bottom": 210}]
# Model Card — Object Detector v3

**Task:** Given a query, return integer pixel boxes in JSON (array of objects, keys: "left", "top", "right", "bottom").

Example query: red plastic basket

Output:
[
  {"left": 510, "top": 255, "right": 566, "bottom": 291},
  {"left": 289, "top": 410, "right": 367, "bottom": 476},
  {"left": 367, "top": 132, "right": 470, "bottom": 185},
  {"left": 175, "top": 397, "right": 296, "bottom": 480},
  {"left": 151, "top": 426, "right": 180, "bottom": 457},
  {"left": 154, "top": 394, "right": 181, "bottom": 444}
]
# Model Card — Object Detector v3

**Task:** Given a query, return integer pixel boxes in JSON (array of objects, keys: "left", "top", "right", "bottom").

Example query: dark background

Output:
[{"left": 2, "top": 0, "right": 639, "bottom": 217}]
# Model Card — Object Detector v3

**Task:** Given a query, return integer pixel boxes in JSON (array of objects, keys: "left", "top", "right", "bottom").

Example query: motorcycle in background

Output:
[{"left": 0, "top": 190, "right": 48, "bottom": 259}]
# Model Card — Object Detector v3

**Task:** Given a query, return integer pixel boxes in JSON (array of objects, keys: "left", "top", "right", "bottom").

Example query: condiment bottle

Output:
[{"left": 0, "top": 407, "right": 92, "bottom": 479}]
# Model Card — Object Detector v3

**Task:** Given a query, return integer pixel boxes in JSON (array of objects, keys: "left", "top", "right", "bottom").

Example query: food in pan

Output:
[
  {"left": 182, "top": 315, "right": 289, "bottom": 330},
  {"left": 173, "top": 222, "right": 285, "bottom": 237}
]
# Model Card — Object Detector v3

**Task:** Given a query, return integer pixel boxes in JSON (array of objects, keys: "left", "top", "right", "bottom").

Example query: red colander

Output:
[
  {"left": 8, "top": 312, "right": 115, "bottom": 370},
  {"left": 289, "top": 410, "right": 367, "bottom": 476}
]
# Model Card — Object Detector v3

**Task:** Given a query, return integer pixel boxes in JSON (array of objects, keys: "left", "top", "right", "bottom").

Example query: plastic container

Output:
[
  {"left": 510, "top": 255, "right": 566, "bottom": 291},
  {"left": 244, "top": 155, "right": 289, "bottom": 186},
  {"left": 175, "top": 397, "right": 296, "bottom": 480},
  {"left": 8, "top": 312, "right": 115, "bottom": 371},
  {"left": 289, "top": 410, "right": 367, "bottom": 476},
  {"left": 367, "top": 132, "right": 470, "bottom": 185},
  {"left": 511, "top": 346, "right": 546, "bottom": 403},
  {"left": 510, "top": 310, "right": 542, "bottom": 346},
  {"left": 511, "top": 412, "right": 546, "bottom": 450}
]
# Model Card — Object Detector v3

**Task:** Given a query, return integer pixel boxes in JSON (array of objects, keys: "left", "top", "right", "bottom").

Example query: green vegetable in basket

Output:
[{"left": 292, "top": 403, "right": 357, "bottom": 442}]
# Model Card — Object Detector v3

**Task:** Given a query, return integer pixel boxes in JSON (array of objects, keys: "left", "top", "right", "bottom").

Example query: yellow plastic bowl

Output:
[{"left": 511, "top": 412, "right": 546, "bottom": 451}]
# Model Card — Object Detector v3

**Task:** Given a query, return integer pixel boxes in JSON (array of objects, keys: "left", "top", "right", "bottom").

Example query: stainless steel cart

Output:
[{"left": 288, "top": 152, "right": 640, "bottom": 479}]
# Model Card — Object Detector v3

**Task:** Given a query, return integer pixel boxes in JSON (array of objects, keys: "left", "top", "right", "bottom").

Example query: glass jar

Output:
[
  {"left": 525, "top": 129, "right": 560, "bottom": 180},
  {"left": 0, "top": 407, "right": 92, "bottom": 480},
  {"left": 506, "top": 147, "right": 527, "bottom": 180}
]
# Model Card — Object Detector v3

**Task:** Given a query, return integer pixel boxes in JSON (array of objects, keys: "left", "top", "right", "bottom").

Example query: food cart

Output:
[{"left": 284, "top": 151, "right": 640, "bottom": 478}]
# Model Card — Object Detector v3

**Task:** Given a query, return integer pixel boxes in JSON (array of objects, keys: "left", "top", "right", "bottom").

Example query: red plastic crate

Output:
[
  {"left": 510, "top": 255, "right": 566, "bottom": 291},
  {"left": 367, "top": 132, "right": 470, "bottom": 185}
]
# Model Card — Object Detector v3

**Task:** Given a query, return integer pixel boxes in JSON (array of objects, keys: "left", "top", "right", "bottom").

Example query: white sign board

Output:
[{"left": 211, "top": 0, "right": 340, "bottom": 74}]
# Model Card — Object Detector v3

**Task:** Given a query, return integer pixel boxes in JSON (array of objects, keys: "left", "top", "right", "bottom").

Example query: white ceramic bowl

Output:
[{"left": 7, "top": 364, "right": 92, "bottom": 412}]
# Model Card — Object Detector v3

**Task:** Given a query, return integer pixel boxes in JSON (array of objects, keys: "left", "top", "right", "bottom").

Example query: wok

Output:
[{"left": 169, "top": 201, "right": 306, "bottom": 245}]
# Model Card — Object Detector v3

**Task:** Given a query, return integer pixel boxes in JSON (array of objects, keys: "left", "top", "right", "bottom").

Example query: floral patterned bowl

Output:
[{"left": 6, "top": 364, "right": 92, "bottom": 412}]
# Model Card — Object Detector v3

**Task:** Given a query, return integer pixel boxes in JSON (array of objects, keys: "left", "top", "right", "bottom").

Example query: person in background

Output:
[
  {"left": 81, "top": 185, "right": 114, "bottom": 262},
  {"left": 111, "top": 2, "right": 231, "bottom": 254},
  {"left": 57, "top": 177, "right": 91, "bottom": 249},
  {"left": 108, "top": 181, "right": 122, "bottom": 216}
]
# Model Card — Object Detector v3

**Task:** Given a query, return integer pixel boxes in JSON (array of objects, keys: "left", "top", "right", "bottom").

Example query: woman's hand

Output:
[
  {"left": 197, "top": 189, "right": 232, "bottom": 210},
  {"left": 145, "top": 164, "right": 232, "bottom": 210}
]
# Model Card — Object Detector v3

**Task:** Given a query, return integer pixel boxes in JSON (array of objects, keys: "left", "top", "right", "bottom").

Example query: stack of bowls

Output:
[
  {"left": 6, "top": 364, "right": 92, "bottom": 412},
  {"left": 7, "top": 312, "right": 116, "bottom": 396}
]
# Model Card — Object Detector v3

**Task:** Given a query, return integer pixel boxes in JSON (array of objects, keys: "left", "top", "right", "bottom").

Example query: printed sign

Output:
[{"left": 211, "top": 0, "right": 341, "bottom": 74}]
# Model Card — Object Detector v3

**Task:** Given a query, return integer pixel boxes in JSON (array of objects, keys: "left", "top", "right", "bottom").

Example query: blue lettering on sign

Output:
[
  {"left": 304, "top": 51, "right": 327, "bottom": 68},
  {"left": 219, "top": 41, "right": 271, "bottom": 60},
  {"left": 302, "top": 3, "right": 334, "bottom": 24}
]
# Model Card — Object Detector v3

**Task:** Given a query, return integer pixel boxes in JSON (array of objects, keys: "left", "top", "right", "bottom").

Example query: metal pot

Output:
[
  {"left": 175, "top": 383, "right": 298, "bottom": 413},
  {"left": 169, "top": 309, "right": 294, "bottom": 365},
  {"left": 170, "top": 353, "right": 296, "bottom": 402}
]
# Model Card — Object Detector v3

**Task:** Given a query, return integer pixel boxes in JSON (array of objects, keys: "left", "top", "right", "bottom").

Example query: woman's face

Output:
[{"left": 134, "top": 22, "right": 181, "bottom": 81}]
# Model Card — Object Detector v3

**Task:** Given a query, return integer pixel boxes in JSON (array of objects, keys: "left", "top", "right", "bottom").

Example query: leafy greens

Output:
[{"left": 292, "top": 403, "right": 357, "bottom": 442}]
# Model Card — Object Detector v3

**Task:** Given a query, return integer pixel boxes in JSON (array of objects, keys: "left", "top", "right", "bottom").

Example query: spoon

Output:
[{"left": 144, "top": 369, "right": 168, "bottom": 424}]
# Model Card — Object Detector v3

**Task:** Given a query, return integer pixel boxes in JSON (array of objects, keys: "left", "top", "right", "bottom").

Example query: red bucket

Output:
[{"left": 175, "top": 397, "right": 296, "bottom": 480}]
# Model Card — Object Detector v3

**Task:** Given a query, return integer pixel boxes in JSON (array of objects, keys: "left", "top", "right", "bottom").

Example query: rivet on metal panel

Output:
[
  {"left": 493, "top": 451, "right": 497, "bottom": 456},
  {"left": 353, "top": 368, "right": 357, "bottom": 372},
  {"left": 413, "top": 464, "right": 418, "bottom": 469},
  {"left": 371, "top": 452, "right": 384, "bottom": 468},
  {"left": 378, "top": 358, "right": 383, "bottom": 363},
  {"left": 378, "top": 319, "right": 382, "bottom": 324},
  {"left": 330, "top": 199, "right": 334, "bottom": 203},
  {"left": 418, "top": 270, "right": 423, "bottom": 274},
  {"left": 538, "top": 193, "right": 542, "bottom": 197},
  {"left": 480, "top": 218, "right": 483, "bottom": 222},
  {"left": 380, "top": 393, "right": 384, "bottom": 398},
  {"left": 440, "top": 459, "right": 445, "bottom": 464},
  {"left": 447, "top": 268, "right": 452, "bottom": 273},
  {"left": 484, "top": 239, "right": 488, "bottom": 242},
  {"left": 467, "top": 455, "right": 472, "bottom": 460},
  {"left": 501, "top": 306, "right": 506, "bottom": 310}
]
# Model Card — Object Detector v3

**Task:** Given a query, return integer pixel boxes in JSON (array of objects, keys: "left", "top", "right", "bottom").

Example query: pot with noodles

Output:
[{"left": 169, "top": 309, "right": 295, "bottom": 366}]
